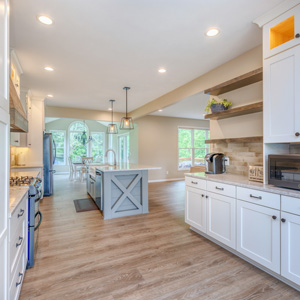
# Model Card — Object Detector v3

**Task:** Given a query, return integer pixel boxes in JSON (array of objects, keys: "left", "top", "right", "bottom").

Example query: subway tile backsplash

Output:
[{"left": 212, "top": 142, "right": 263, "bottom": 176}]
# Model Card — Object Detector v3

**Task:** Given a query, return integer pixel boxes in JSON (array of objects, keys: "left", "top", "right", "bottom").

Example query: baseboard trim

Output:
[
  {"left": 148, "top": 178, "right": 184, "bottom": 183},
  {"left": 190, "top": 227, "right": 300, "bottom": 292}
]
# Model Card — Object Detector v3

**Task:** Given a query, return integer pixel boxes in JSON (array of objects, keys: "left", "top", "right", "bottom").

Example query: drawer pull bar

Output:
[
  {"left": 250, "top": 194, "right": 262, "bottom": 200},
  {"left": 191, "top": 181, "right": 198, "bottom": 185},
  {"left": 16, "top": 272, "right": 23, "bottom": 287},
  {"left": 16, "top": 236, "right": 23, "bottom": 247},
  {"left": 215, "top": 186, "right": 224, "bottom": 191},
  {"left": 18, "top": 209, "right": 24, "bottom": 218}
]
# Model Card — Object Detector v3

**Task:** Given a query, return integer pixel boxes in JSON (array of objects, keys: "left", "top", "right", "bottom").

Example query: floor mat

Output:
[{"left": 73, "top": 198, "right": 98, "bottom": 212}]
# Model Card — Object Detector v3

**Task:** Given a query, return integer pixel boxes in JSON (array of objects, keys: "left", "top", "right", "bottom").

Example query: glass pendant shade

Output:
[
  {"left": 107, "top": 99, "right": 118, "bottom": 134},
  {"left": 120, "top": 86, "right": 134, "bottom": 130},
  {"left": 120, "top": 117, "right": 134, "bottom": 130},
  {"left": 106, "top": 123, "right": 118, "bottom": 134}
]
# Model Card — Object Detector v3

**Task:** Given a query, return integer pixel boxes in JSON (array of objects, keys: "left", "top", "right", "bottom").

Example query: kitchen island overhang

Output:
[{"left": 91, "top": 164, "right": 160, "bottom": 220}]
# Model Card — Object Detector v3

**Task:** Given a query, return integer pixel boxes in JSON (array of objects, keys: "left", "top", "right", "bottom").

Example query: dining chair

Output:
[
  {"left": 68, "top": 157, "right": 81, "bottom": 181},
  {"left": 79, "top": 157, "right": 93, "bottom": 182}
]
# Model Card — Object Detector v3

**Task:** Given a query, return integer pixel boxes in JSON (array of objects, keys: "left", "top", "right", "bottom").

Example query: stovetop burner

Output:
[{"left": 10, "top": 176, "right": 35, "bottom": 187}]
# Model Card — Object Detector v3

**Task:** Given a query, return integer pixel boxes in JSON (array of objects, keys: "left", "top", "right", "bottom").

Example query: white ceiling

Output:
[
  {"left": 10, "top": 0, "right": 283, "bottom": 113},
  {"left": 151, "top": 92, "right": 209, "bottom": 119}
]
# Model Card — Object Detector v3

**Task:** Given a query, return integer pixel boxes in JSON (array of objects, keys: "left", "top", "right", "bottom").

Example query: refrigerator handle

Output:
[{"left": 53, "top": 139, "right": 57, "bottom": 165}]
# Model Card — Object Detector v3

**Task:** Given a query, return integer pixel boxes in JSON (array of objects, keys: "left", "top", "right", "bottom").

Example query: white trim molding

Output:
[
  {"left": 148, "top": 178, "right": 184, "bottom": 183},
  {"left": 253, "top": 0, "right": 300, "bottom": 27}
]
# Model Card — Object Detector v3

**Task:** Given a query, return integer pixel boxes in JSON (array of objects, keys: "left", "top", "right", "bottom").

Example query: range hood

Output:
[{"left": 10, "top": 78, "right": 28, "bottom": 133}]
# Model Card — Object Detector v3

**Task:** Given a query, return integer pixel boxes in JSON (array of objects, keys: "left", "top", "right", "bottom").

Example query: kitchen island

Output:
[{"left": 88, "top": 164, "right": 160, "bottom": 220}]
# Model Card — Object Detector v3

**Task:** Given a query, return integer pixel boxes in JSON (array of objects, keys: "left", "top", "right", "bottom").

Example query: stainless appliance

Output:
[
  {"left": 87, "top": 170, "right": 103, "bottom": 214},
  {"left": 43, "top": 132, "right": 56, "bottom": 196},
  {"left": 205, "top": 153, "right": 226, "bottom": 174},
  {"left": 269, "top": 154, "right": 300, "bottom": 190},
  {"left": 10, "top": 176, "right": 43, "bottom": 268}
]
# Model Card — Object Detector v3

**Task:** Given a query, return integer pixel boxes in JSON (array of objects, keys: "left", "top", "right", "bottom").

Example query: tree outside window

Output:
[
  {"left": 91, "top": 132, "right": 105, "bottom": 163},
  {"left": 178, "top": 127, "right": 210, "bottom": 169},
  {"left": 50, "top": 130, "right": 66, "bottom": 165},
  {"left": 69, "top": 121, "right": 88, "bottom": 160}
]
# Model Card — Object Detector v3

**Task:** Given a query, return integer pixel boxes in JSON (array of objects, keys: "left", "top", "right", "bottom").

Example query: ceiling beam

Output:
[{"left": 128, "top": 45, "right": 262, "bottom": 120}]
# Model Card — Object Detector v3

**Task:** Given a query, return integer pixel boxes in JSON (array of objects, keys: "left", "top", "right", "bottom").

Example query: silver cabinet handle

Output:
[
  {"left": 16, "top": 236, "right": 23, "bottom": 247},
  {"left": 191, "top": 181, "right": 198, "bottom": 185},
  {"left": 215, "top": 186, "right": 224, "bottom": 191},
  {"left": 16, "top": 272, "right": 23, "bottom": 287},
  {"left": 250, "top": 194, "right": 262, "bottom": 200},
  {"left": 17, "top": 209, "right": 24, "bottom": 218}
]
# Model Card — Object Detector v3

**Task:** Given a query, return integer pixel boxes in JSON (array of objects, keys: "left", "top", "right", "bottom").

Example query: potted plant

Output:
[{"left": 205, "top": 98, "right": 232, "bottom": 113}]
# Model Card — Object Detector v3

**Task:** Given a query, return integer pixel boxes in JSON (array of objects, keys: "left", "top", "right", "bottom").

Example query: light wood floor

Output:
[{"left": 20, "top": 175, "right": 300, "bottom": 300}]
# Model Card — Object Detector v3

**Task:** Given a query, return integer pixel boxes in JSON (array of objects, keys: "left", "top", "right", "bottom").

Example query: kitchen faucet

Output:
[{"left": 105, "top": 149, "right": 117, "bottom": 166}]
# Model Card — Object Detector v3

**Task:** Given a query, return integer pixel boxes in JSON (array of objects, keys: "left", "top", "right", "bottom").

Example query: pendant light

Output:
[
  {"left": 120, "top": 87, "right": 134, "bottom": 130},
  {"left": 107, "top": 100, "right": 118, "bottom": 134}
]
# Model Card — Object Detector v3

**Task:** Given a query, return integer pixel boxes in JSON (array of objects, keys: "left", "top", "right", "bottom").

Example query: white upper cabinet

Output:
[
  {"left": 263, "top": 5, "right": 300, "bottom": 59},
  {"left": 264, "top": 45, "right": 300, "bottom": 143}
]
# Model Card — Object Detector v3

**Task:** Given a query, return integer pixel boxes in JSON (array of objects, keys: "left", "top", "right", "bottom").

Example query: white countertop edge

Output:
[
  {"left": 185, "top": 172, "right": 300, "bottom": 199},
  {"left": 96, "top": 164, "right": 161, "bottom": 172},
  {"left": 9, "top": 187, "right": 29, "bottom": 217}
]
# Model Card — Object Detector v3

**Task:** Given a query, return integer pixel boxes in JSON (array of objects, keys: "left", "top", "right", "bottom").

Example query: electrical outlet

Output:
[{"left": 225, "top": 156, "right": 230, "bottom": 166}]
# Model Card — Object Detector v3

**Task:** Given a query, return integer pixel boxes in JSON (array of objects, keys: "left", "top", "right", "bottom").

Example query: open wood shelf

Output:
[
  {"left": 205, "top": 136, "right": 263, "bottom": 144},
  {"left": 204, "top": 101, "right": 263, "bottom": 120},
  {"left": 204, "top": 67, "right": 263, "bottom": 96}
]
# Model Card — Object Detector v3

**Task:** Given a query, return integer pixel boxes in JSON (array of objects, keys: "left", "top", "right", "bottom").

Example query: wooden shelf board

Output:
[
  {"left": 204, "top": 67, "right": 263, "bottom": 96},
  {"left": 204, "top": 101, "right": 263, "bottom": 120},
  {"left": 205, "top": 136, "right": 263, "bottom": 144}
]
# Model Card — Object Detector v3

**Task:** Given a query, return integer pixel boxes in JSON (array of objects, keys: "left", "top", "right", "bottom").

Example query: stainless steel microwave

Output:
[{"left": 269, "top": 154, "right": 300, "bottom": 190}]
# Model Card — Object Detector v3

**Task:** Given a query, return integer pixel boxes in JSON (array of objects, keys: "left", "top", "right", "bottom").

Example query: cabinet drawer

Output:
[
  {"left": 185, "top": 176, "right": 206, "bottom": 190},
  {"left": 282, "top": 195, "right": 300, "bottom": 215},
  {"left": 10, "top": 249, "right": 25, "bottom": 300},
  {"left": 10, "top": 194, "right": 27, "bottom": 239},
  {"left": 10, "top": 219, "right": 26, "bottom": 275},
  {"left": 237, "top": 187, "right": 280, "bottom": 210},
  {"left": 207, "top": 181, "right": 236, "bottom": 198}
]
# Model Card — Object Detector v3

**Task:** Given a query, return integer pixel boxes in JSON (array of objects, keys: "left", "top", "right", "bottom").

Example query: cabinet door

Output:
[
  {"left": 281, "top": 212, "right": 300, "bottom": 285},
  {"left": 237, "top": 200, "right": 280, "bottom": 273},
  {"left": 264, "top": 5, "right": 300, "bottom": 59},
  {"left": 10, "top": 133, "right": 20, "bottom": 147},
  {"left": 206, "top": 192, "right": 236, "bottom": 249},
  {"left": 264, "top": 46, "right": 300, "bottom": 143},
  {"left": 185, "top": 186, "right": 206, "bottom": 233}
]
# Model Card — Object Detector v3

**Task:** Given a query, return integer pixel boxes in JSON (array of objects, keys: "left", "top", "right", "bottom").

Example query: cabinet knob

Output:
[
  {"left": 295, "top": 132, "right": 300, "bottom": 137},
  {"left": 14, "top": 140, "right": 19, "bottom": 143},
  {"left": 272, "top": 215, "right": 277, "bottom": 220},
  {"left": 295, "top": 33, "right": 300, "bottom": 38},
  {"left": 281, "top": 218, "right": 286, "bottom": 223},
  {"left": 205, "top": 195, "right": 208, "bottom": 199},
  {"left": 201, "top": 194, "right": 205, "bottom": 197}
]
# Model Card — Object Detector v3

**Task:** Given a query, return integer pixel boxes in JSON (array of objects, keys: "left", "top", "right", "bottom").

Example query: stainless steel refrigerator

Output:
[{"left": 43, "top": 133, "right": 56, "bottom": 196}]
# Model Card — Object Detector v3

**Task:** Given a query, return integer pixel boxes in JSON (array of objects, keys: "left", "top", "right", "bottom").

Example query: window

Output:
[
  {"left": 50, "top": 130, "right": 66, "bottom": 165},
  {"left": 178, "top": 127, "right": 210, "bottom": 170},
  {"left": 69, "top": 121, "right": 88, "bottom": 160},
  {"left": 91, "top": 132, "right": 105, "bottom": 163},
  {"left": 118, "top": 133, "right": 130, "bottom": 163}
]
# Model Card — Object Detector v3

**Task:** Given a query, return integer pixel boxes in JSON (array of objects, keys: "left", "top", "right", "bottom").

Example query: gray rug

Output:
[{"left": 73, "top": 198, "right": 98, "bottom": 213}]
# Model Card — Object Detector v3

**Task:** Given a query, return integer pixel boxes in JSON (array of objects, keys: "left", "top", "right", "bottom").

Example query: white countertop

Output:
[
  {"left": 10, "top": 170, "right": 41, "bottom": 178},
  {"left": 95, "top": 163, "right": 161, "bottom": 172},
  {"left": 9, "top": 187, "right": 28, "bottom": 216},
  {"left": 185, "top": 172, "right": 300, "bottom": 199},
  {"left": 11, "top": 165, "right": 43, "bottom": 169}
]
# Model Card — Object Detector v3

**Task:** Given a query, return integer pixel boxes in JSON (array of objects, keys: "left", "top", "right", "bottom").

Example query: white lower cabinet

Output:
[
  {"left": 207, "top": 191, "right": 236, "bottom": 249},
  {"left": 185, "top": 186, "right": 207, "bottom": 233},
  {"left": 237, "top": 200, "right": 280, "bottom": 273},
  {"left": 281, "top": 212, "right": 300, "bottom": 285}
]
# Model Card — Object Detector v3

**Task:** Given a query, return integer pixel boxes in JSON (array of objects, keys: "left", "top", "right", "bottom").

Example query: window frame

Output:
[
  {"left": 90, "top": 131, "right": 105, "bottom": 163},
  {"left": 50, "top": 129, "right": 67, "bottom": 166},
  {"left": 177, "top": 126, "right": 210, "bottom": 171}
]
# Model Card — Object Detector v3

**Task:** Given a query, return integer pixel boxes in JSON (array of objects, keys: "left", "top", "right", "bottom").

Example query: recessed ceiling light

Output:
[
  {"left": 37, "top": 15, "right": 53, "bottom": 25},
  {"left": 158, "top": 109, "right": 163, "bottom": 112},
  {"left": 108, "top": 108, "right": 112, "bottom": 111},
  {"left": 206, "top": 28, "right": 220, "bottom": 37},
  {"left": 47, "top": 94, "right": 53, "bottom": 98},
  {"left": 158, "top": 68, "right": 166, "bottom": 73},
  {"left": 44, "top": 66, "right": 54, "bottom": 71}
]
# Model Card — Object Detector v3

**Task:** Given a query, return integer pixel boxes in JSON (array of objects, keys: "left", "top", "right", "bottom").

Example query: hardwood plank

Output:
[
  {"left": 204, "top": 101, "right": 263, "bottom": 120},
  {"left": 204, "top": 67, "right": 263, "bottom": 96},
  {"left": 19, "top": 175, "right": 299, "bottom": 300}
]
